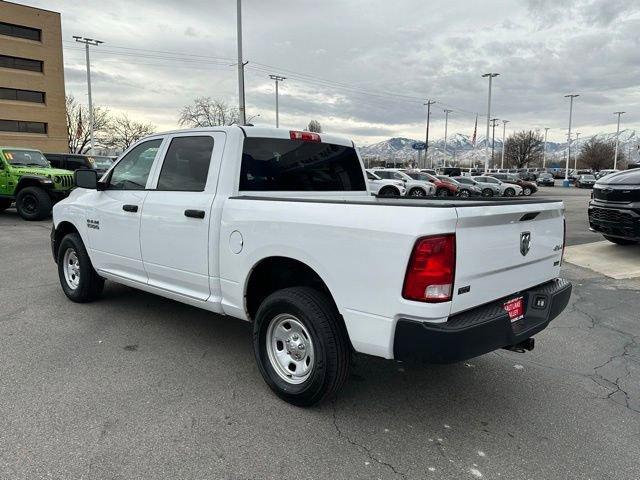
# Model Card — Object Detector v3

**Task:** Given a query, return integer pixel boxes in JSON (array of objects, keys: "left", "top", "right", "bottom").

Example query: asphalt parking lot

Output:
[{"left": 1, "top": 188, "right": 639, "bottom": 480}]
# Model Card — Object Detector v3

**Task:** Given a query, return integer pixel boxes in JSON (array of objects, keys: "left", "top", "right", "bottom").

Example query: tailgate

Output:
[{"left": 451, "top": 201, "right": 564, "bottom": 314}]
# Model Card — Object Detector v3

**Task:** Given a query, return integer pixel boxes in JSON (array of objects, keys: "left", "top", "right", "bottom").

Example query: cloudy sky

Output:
[{"left": 22, "top": 0, "right": 640, "bottom": 144}]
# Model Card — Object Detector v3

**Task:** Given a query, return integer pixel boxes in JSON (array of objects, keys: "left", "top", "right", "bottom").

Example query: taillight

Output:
[
  {"left": 290, "top": 130, "right": 321, "bottom": 142},
  {"left": 402, "top": 234, "right": 456, "bottom": 303}
]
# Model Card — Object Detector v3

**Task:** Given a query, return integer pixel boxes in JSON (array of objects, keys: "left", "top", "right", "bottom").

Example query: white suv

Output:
[
  {"left": 369, "top": 168, "right": 435, "bottom": 197},
  {"left": 366, "top": 170, "right": 406, "bottom": 196}
]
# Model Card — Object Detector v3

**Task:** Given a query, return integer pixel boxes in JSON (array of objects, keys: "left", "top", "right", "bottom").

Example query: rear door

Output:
[
  {"left": 139, "top": 132, "right": 225, "bottom": 300},
  {"left": 451, "top": 202, "right": 564, "bottom": 314}
]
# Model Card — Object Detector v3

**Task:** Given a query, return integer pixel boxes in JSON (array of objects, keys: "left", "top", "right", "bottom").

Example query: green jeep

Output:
[{"left": 0, "top": 147, "right": 75, "bottom": 220}]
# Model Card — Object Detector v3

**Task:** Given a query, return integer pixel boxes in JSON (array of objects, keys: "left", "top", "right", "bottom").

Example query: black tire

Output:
[
  {"left": 253, "top": 287, "right": 350, "bottom": 407},
  {"left": 504, "top": 187, "right": 516, "bottom": 197},
  {"left": 409, "top": 187, "right": 426, "bottom": 197},
  {"left": 481, "top": 188, "right": 494, "bottom": 197},
  {"left": 603, "top": 235, "right": 638, "bottom": 246},
  {"left": 458, "top": 189, "right": 470, "bottom": 197},
  {"left": 436, "top": 188, "right": 449, "bottom": 197},
  {"left": 16, "top": 186, "right": 52, "bottom": 221},
  {"left": 379, "top": 186, "right": 399, "bottom": 197},
  {"left": 0, "top": 198, "right": 12, "bottom": 211},
  {"left": 522, "top": 187, "right": 532, "bottom": 196},
  {"left": 57, "top": 233, "right": 105, "bottom": 303}
]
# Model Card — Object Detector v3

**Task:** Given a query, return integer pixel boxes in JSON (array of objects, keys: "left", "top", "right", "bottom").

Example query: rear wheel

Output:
[
  {"left": 57, "top": 233, "right": 105, "bottom": 302},
  {"left": 481, "top": 188, "right": 494, "bottom": 197},
  {"left": 16, "top": 187, "right": 52, "bottom": 221},
  {"left": 409, "top": 187, "right": 425, "bottom": 197},
  {"left": 603, "top": 235, "right": 638, "bottom": 246},
  {"left": 504, "top": 187, "right": 516, "bottom": 197},
  {"left": 253, "top": 287, "right": 350, "bottom": 407},
  {"left": 379, "top": 186, "right": 399, "bottom": 197}
]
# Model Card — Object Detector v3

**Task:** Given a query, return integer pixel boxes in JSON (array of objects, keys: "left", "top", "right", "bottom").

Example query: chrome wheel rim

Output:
[
  {"left": 411, "top": 189, "right": 425, "bottom": 197},
  {"left": 63, "top": 248, "right": 80, "bottom": 290},
  {"left": 266, "top": 314, "right": 315, "bottom": 385}
]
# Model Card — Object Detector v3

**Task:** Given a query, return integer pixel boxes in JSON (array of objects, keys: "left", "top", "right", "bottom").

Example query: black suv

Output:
[
  {"left": 44, "top": 153, "right": 114, "bottom": 176},
  {"left": 588, "top": 169, "right": 640, "bottom": 245}
]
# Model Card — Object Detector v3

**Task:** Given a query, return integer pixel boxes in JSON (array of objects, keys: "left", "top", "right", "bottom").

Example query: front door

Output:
[
  {"left": 86, "top": 138, "right": 164, "bottom": 283},
  {"left": 140, "top": 133, "right": 224, "bottom": 300}
]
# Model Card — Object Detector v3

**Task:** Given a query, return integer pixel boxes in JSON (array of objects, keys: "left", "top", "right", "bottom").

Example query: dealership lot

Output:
[{"left": 1, "top": 188, "right": 639, "bottom": 480}]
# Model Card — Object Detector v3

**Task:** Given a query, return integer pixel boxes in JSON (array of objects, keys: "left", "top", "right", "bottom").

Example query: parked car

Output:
[
  {"left": 45, "top": 153, "right": 115, "bottom": 177},
  {"left": 0, "top": 147, "right": 74, "bottom": 220},
  {"left": 51, "top": 126, "right": 571, "bottom": 406},
  {"left": 419, "top": 168, "right": 437, "bottom": 176},
  {"left": 370, "top": 168, "right": 435, "bottom": 197},
  {"left": 474, "top": 175, "right": 523, "bottom": 196},
  {"left": 438, "top": 167, "right": 461, "bottom": 177},
  {"left": 452, "top": 176, "right": 500, "bottom": 197},
  {"left": 366, "top": 170, "right": 405, "bottom": 196},
  {"left": 575, "top": 174, "right": 596, "bottom": 188},
  {"left": 404, "top": 170, "right": 456, "bottom": 197},
  {"left": 491, "top": 173, "right": 538, "bottom": 196},
  {"left": 536, "top": 173, "right": 555, "bottom": 187},
  {"left": 436, "top": 175, "right": 481, "bottom": 197},
  {"left": 569, "top": 169, "right": 592, "bottom": 183},
  {"left": 595, "top": 169, "right": 619, "bottom": 180},
  {"left": 588, "top": 169, "right": 640, "bottom": 245}
]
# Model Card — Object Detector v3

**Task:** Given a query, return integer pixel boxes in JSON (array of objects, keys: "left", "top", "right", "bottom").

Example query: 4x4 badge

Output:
[{"left": 520, "top": 231, "right": 531, "bottom": 256}]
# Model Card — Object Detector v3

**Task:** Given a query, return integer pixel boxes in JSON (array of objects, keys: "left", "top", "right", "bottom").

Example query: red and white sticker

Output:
[{"left": 503, "top": 296, "right": 524, "bottom": 323}]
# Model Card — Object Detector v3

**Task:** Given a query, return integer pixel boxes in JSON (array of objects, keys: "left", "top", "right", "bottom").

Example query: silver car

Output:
[
  {"left": 474, "top": 176, "right": 523, "bottom": 197},
  {"left": 370, "top": 168, "right": 436, "bottom": 197},
  {"left": 452, "top": 176, "right": 500, "bottom": 197}
]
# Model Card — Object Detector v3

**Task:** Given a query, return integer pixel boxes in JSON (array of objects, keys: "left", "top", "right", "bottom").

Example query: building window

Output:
[
  {"left": 0, "top": 21, "right": 41, "bottom": 41},
  {"left": 0, "top": 54, "right": 43, "bottom": 72},
  {"left": 0, "top": 87, "right": 45, "bottom": 103},
  {"left": 0, "top": 119, "right": 48, "bottom": 134}
]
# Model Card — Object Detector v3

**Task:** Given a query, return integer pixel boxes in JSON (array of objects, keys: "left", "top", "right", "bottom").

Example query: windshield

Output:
[
  {"left": 3, "top": 149, "right": 49, "bottom": 167},
  {"left": 437, "top": 176, "right": 458, "bottom": 185},
  {"left": 87, "top": 156, "right": 114, "bottom": 169},
  {"left": 582, "top": 175, "right": 596, "bottom": 180},
  {"left": 540, "top": 173, "right": 552, "bottom": 178}
]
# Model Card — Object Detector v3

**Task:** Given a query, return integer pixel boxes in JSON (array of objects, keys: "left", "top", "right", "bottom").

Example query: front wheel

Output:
[
  {"left": 409, "top": 187, "right": 426, "bottom": 197},
  {"left": 379, "top": 186, "right": 399, "bottom": 197},
  {"left": 253, "top": 287, "right": 350, "bottom": 407},
  {"left": 504, "top": 187, "right": 516, "bottom": 197},
  {"left": 522, "top": 187, "right": 532, "bottom": 196},
  {"left": 16, "top": 187, "right": 52, "bottom": 220},
  {"left": 57, "top": 233, "right": 105, "bottom": 302},
  {"left": 603, "top": 235, "right": 638, "bottom": 246},
  {"left": 458, "top": 189, "right": 470, "bottom": 197}
]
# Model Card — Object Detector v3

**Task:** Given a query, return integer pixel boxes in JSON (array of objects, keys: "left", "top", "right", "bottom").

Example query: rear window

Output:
[{"left": 240, "top": 138, "right": 365, "bottom": 191}]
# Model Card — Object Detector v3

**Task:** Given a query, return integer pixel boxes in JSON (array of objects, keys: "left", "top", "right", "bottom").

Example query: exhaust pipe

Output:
[{"left": 503, "top": 338, "right": 535, "bottom": 353}]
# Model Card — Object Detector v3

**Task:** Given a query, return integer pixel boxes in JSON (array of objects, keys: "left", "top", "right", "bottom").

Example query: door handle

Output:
[
  {"left": 122, "top": 204, "right": 138, "bottom": 212},
  {"left": 184, "top": 209, "right": 205, "bottom": 219}
]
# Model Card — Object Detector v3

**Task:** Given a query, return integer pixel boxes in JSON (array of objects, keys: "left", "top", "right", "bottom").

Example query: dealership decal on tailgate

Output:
[{"left": 504, "top": 296, "right": 524, "bottom": 322}]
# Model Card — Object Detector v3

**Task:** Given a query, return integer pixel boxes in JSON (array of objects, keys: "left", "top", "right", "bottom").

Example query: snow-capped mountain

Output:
[{"left": 358, "top": 129, "right": 638, "bottom": 167}]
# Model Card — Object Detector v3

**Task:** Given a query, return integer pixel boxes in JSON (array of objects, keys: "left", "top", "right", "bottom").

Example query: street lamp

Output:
[
  {"left": 564, "top": 94, "right": 579, "bottom": 187},
  {"left": 236, "top": 0, "right": 246, "bottom": 125},
  {"left": 573, "top": 132, "right": 581, "bottom": 171},
  {"left": 269, "top": 75, "right": 286, "bottom": 128},
  {"left": 424, "top": 100, "right": 436, "bottom": 168},
  {"left": 613, "top": 111, "right": 625, "bottom": 170},
  {"left": 543, "top": 127, "right": 550, "bottom": 169},
  {"left": 501, "top": 120, "right": 509, "bottom": 169},
  {"left": 73, "top": 36, "right": 103, "bottom": 154},
  {"left": 490, "top": 118, "right": 499, "bottom": 168},
  {"left": 443, "top": 109, "right": 453, "bottom": 167},
  {"left": 482, "top": 73, "right": 499, "bottom": 172}
]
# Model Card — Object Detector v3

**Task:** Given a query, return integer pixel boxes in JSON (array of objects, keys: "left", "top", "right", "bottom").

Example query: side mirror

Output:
[{"left": 75, "top": 169, "right": 98, "bottom": 189}]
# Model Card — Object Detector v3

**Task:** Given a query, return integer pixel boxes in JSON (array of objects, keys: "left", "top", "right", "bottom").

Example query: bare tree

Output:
[
  {"left": 577, "top": 138, "right": 625, "bottom": 171},
  {"left": 101, "top": 114, "right": 155, "bottom": 152},
  {"left": 66, "top": 95, "right": 110, "bottom": 154},
  {"left": 178, "top": 97, "right": 239, "bottom": 127},
  {"left": 307, "top": 120, "right": 322, "bottom": 133},
  {"left": 504, "top": 130, "right": 544, "bottom": 168}
]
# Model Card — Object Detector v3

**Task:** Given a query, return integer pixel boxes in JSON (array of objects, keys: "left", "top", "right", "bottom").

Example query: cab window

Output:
[
  {"left": 156, "top": 136, "right": 214, "bottom": 191},
  {"left": 108, "top": 139, "right": 162, "bottom": 190}
]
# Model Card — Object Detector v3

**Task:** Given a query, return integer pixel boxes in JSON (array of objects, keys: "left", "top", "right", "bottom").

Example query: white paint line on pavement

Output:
[{"left": 564, "top": 241, "right": 640, "bottom": 279}]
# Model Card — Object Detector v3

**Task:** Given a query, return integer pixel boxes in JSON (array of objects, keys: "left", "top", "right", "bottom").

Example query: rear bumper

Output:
[{"left": 393, "top": 278, "right": 572, "bottom": 363}]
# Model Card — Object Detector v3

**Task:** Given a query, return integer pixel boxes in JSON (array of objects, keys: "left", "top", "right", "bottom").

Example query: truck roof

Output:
[{"left": 152, "top": 125, "right": 354, "bottom": 148}]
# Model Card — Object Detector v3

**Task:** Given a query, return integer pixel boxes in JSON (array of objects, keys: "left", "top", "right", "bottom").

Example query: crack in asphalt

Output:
[{"left": 331, "top": 401, "right": 407, "bottom": 479}]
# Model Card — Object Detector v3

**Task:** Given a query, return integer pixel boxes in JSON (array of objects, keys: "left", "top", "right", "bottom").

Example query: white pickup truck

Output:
[{"left": 52, "top": 126, "right": 571, "bottom": 406}]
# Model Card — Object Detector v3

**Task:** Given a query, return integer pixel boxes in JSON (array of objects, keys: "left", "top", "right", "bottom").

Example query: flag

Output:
[
  {"left": 471, "top": 114, "right": 478, "bottom": 147},
  {"left": 76, "top": 110, "right": 84, "bottom": 140}
]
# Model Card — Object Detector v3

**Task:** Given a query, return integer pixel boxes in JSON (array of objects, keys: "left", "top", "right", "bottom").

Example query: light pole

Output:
[
  {"left": 573, "top": 132, "right": 581, "bottom": 170},
  {"left": 424, "top": 100, "right": 436, "bottom": 168},
  {"left": 73, "top": 36, "right": 103, "bottom": 153},
  {"left": 236, "top": 0, "right": 246, "bottom": 125},
  {"left": 269, "top": 75, "right": 286, "bottom": 128},
  {"left": 613, "top": 111, "right": 625, "bottom": 170},
  {"left": 490, "top": 118, "right": 499, "bottom": 168},
  {"left": 564, "top": 94, "right": 579, "bottom": 187},
  {"left": 482, "top": 73, "right": 499, "bottom": 172},
  {"left": 543, "top": 127, "right": 550, "bottom": 168},
  {"left": 443, "top": 109, "right": 453, "bottom": 167},
  {"left": 500, "top": 120, "right": 509, "bottom": 169}
]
